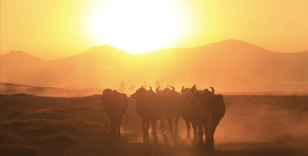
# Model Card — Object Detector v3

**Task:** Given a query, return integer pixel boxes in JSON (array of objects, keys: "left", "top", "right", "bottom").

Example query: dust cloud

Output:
[
  {"left": 120, "top": 95, "right": 308, "bottom": 151},
  {"left": 214, "top": 96, "right": 308, "bottom": 150}
]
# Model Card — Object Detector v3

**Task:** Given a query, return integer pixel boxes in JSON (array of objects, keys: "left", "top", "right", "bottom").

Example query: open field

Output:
[{"left": 1, "top": 94, "right": 308, "bottom": 156}]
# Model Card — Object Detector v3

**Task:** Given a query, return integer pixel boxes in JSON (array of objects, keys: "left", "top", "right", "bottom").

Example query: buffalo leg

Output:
[
  {"left": 184, "top": 119, "right": 191, "bottom": 140},
  {"left": 167, "top": 119, "right": 174, "bottom": 137},
  {"left": 152, "top": 120, "right": 157, "bottom": 135},
  {"left": 192, "top": 122, "right": 197, "bottom": 142},
  {"left": 203, "top": 123, "right": 211, "bottom": 150},
  {"left": 208, "top": 113, "right": 224, "bottom": 150},
  {"left": 197, "top": 124, "right": 204, "bottom": 147},
  {"left": 161, "top": 120, "right": 165, "bottom": 134},
  {"left": 145, "top": 120, "right": 150, "bottom": 143},
  {"left": 142, "top": 119, "right": 145, "bottom": 134},
  {"left": 107, "top": 116, "right": 112, "bottom": 135},
  {"left": 142, "top": 119, "right": 146, "bottom": 143},
  {"left": 145, "top": 120, "right": 150, "bottom": 134},
  {"left": 109, "top": 118, "right": 117, "bottom": 136},
  {"left": 174, "top": 116, "right": 180, "bottom": 135},
  {"left": 117, "top": 118, "right": 122, "bottom": 137}
]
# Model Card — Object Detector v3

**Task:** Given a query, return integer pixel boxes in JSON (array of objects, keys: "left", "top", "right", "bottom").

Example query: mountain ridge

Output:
[
  {"left": 1, "top": 51, "right": 45, "bottom": 62},
  {"left": 1, "top": 40, "right": 308, "bottom": 94},
  {"left": 2, "top": 40, "right": 308, "bottom": 60}
]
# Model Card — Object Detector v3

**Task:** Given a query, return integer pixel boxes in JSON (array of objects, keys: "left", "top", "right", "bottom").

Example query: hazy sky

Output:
[{"left": 1, "top": 0, "right": 308, "bottom": 59}]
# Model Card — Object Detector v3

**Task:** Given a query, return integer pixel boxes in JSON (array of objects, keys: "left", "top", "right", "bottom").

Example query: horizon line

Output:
[{"left": 1, "top": 39, "right": 308, "bottom": 60}]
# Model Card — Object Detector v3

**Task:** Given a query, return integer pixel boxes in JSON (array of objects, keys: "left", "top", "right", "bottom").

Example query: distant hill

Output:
[
  {"left": 1, "top": 51, "right": 45, "bottom": 85},
  {"left": 1, "top": 40, "right": 308, "bottom": 94},
  {"left": 0, "top": 82, "right": 103, "bottom": 97}
]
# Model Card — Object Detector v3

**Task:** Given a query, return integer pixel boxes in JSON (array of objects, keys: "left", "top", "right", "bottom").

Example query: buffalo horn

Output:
[
  {"left": 210, "top": 87, "right": 215, "bottom": 94},
  {"left": 191, "top": 85, "right": 197, "bottom": 95},
  {"left": 156, "top": 87, "right": 160, "bottom": 94}
]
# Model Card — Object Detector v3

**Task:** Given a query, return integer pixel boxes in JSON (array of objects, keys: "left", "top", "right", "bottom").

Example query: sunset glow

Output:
[
  {"left": 85, "top": 0, "right": 190, "bottom": 54},
  {"left": 1, "top": 2, "right": 308, "bottom": 154},
  {"left": 1, "top": 0, "right": 308, "bottom": 58}
]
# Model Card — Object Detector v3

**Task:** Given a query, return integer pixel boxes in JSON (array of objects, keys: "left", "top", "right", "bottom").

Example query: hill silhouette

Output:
[
  {"left": 0, "top": 82, "right": 102, "bottom": 97},
  {"left": 1, "top": 40, "right": 308, "bottom": 94},
  {"left": 1, "top": 51, "right": 45, "bottom": 85}
]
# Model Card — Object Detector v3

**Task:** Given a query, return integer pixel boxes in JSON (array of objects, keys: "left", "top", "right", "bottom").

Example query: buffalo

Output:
[
  {"left": 174, "top": 86, "right": 196, "bottom": 139},
  {"left": 189, "top": 85, "right": 225, "bottom": 150},
  {"left": 131, "top": 86, "right": 160, "bottom": 143},
  {"left": 131, "top": 86, "right": 178, "bottom": 143},
  {"left": 100, "top": 89, "right": 128, "bottom": 137},
  {"left": 155, "top": 86, "right": 180, "bottom": 135}
]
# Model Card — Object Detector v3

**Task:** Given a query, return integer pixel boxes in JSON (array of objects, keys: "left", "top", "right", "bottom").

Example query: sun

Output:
[{"left": 85, "top": 0, "right": 190, "bottom": 54}]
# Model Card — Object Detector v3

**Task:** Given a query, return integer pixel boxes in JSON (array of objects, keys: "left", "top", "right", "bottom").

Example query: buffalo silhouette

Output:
[
  {"left": 189, "top": 85, "right": 225, "bottom": 150},
  {"left": 100, "top": 89, "right": 128, "bottom": 137},
  {"left": 131, "top": 86, "right": 159, "bottom": 143},
  {"left": 174, "top": 86, "right": 195, "bottom": 139},
  {"left": 131, "top": 86, "right": 178, "bottom": 143},
  {"left": 154, "top": 86, "right": 180, "bottom": 135}
]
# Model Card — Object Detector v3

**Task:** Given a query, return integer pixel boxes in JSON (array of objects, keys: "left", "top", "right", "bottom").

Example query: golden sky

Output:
[{"left": 1, "top": 0, "right": 308, "bottom": 59}]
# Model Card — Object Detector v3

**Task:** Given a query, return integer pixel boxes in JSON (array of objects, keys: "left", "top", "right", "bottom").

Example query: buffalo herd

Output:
[{"left": 100, "top": 85, "right": 225, "bottom": 150}]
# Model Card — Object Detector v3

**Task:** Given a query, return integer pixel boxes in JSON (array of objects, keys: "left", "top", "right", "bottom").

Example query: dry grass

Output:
[
  {"left": 0, "top": 119, "right": 46, "bottom": 130},
  {"left": 42, "top": 131, "right": 79, "bottom": 144},
  {"left": 1, "top": 94, "right": 308, "bottom": 156},
  {"left": 65, "top": 106, "right": 93, "bottom": 112},
  {"left": 22, "top": 110, "right": 67, "bottom": 120},
  {"left": 0, "top": 144, "right": 40, "bottom": 156},
  {"left": 0, "top": 119, "right": 80, "bottom": 138},
  {"left": 0, "top": 129, "right": 23, "bottom": 145}
]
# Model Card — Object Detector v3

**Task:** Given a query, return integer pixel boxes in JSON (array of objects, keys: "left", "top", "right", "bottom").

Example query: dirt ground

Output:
[{"left": 1, "top": 94, "right": 308, "bottom": 156}]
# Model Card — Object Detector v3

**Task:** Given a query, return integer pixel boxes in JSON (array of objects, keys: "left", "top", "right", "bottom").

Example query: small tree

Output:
[
  {"left": 118, "top": 81, "right": 125, "bottom": 92},
  {"left": 166, "top": 83, "right": 169, "bottom": 88},
  {"left": 128, "top": 85, "right": 135, "bottom": 92},
  {"left": 154, "top": 80, "right": 160, "bottom": 88},
  {"left": 143, "top": 81, "right": 147, "bottom": 89}
]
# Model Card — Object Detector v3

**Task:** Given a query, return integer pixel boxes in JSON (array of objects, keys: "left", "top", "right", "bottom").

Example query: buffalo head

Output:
[
  {"left": 100, "top": 89, "right": 114, "bottom": 102},
  {"left": 148, "top": 86, "right": 156, "bottom": 94},
  {"left": 181, "top": 85, "right": 192, "bottom": 96},
  {"left": 203, "top": 87, "right": 215, "bottom": 95},
  {"left": 131, "top": 86, "right": 147, "bottom": 100}
]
